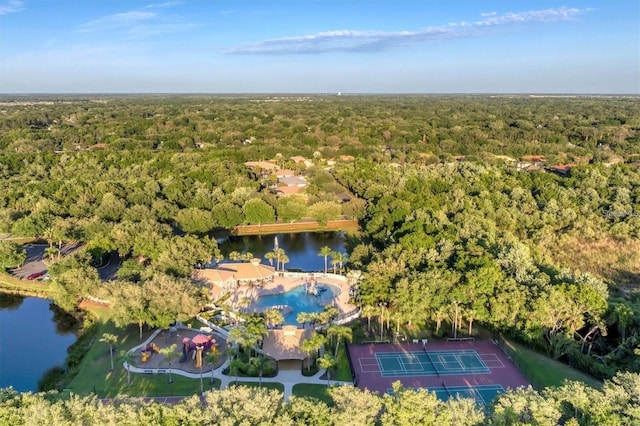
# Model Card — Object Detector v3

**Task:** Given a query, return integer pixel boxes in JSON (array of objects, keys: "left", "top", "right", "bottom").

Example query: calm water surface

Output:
[
  {"left": 219, "top": 232, "right": 347, "bottom": 272},
  {"left": 0, "top": 296, "right": 76, "bottom": 392}
]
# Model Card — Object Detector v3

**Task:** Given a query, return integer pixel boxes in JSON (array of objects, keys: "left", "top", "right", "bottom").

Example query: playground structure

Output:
[
  {"left": 141, "top": 343, "right": 159, "bottom": 363},
  {"left": 180, "top": 334, "right": 217, "bottom": 366}
]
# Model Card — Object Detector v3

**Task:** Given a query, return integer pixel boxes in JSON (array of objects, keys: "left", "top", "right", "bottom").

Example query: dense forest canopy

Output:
[
  {"left": 0, "top": 95, "right": 638, "bottom": 422},
  {"left": 1, "top": 374, "right": 639, "bottom": 425}
]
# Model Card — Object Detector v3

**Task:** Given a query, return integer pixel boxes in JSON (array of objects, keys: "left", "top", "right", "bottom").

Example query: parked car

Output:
[{"left": 27, "top": 271, "right": 46, "bottom": 280}]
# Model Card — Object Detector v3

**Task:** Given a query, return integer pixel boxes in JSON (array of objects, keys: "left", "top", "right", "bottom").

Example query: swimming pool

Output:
[{"left": 253, "top": 284, "right": 340, "bottom": 325}]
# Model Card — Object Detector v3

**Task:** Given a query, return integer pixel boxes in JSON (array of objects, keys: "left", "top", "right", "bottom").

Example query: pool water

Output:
[{"left": 254, "top": 284, "right": 339, "bottom": 325}]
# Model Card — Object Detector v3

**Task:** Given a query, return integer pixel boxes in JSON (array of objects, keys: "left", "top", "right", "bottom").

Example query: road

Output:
[
  {"left": 98, "top": 253, "right": 122, "bottom": 281},
  {"left": 10, "top": 242, "right": 83, "bottom": 279}
]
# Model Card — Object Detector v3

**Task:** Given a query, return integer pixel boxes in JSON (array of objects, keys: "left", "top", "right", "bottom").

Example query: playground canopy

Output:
[{"left": 192, "top": 334, "right": 212, "bottom": 345}]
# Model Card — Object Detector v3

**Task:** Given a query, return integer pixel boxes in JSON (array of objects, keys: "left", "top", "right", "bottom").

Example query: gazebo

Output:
[{"left": 261, "top": 325, "right": 312, "bottom": 369}]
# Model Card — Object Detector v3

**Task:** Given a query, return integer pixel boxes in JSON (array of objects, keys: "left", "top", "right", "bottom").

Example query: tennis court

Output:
[
  {"left": 400, "top": 384, "right": 504, "bottom": 405},
  {"left": 348, "top": 340, "right": 529, "bottom": 402},
  {"left": 368, "top": 349, "right": 490, "bottom": 377}
]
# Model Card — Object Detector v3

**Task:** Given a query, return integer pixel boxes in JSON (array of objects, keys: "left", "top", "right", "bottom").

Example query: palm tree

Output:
[
  {"left": 100, "top": 333, "right": 118, "bottom": 372},
  {"left": 318, "top": 246, "right": 332, "bottom": 274},
  {"left": 317, "top": 353, "right": 337, "bottom": 387},
  {"left": 264, "top": 308, "right": 284, "bottom": 329},
  {"left": 273, "top": 248, "right": 286, "bottom": 271},
  {"left": 158, "top": 344, "right": 179, "bottom": 383},
  {"left": 250, "top": 355, "right": 269, "bottom": 387},
  {"left": 449, "top": 301, "right": 461, "bottom": 339},
  {"left": 205, "top": 349, "right": 220, "bottom": 386},
  {"left": 241, "top": 252, "right": 253, "bottom": 262},
  {"left": 296, "top": 312, "right": 312, "bottom": 329},
  {"left": 300, "top": 338, "right": 316, "bottom": 372},
  {"left": 229, "top": 358, "right": 244, "bottom": 385},
  {"left": 433, "top": 307, "right": 447, "bottom": 334},
  {"left": 310, "top": 332, "right": 327, "bottom": 361},
  {"left": 228, "top": 251, "right": 241, "bottom": 262},
  {"left": 333, "top": 252, "right": 349, "bottom": 275},
  {"left": 330, "top": 253, "right": 339, "bottom": 274},
  {"left": 465, "top": 308, "right": 477, "bottom": 336},
  {"left": 228, "top": 325, "right": 250, "bottom": 355},
  {"left": 119, "top": 350, "right": 138, "bottom": 385},
  {"left": 327, "top": 324, "right": 353, "bottom": 357},
  {"left": 264, "top": 251, "right": 276, "bottom": 267},
  {"left": 238, "top": 296, "right": 252, "bottom": 315},
  {"left": 280, "top": 254, "right": 289, "bottom": 272},
  {"left": 42, "top": 227, "right": 56, "bottom": 262},
  {"left": 361, "top": 305, "right": 376, "bottom": 333}
]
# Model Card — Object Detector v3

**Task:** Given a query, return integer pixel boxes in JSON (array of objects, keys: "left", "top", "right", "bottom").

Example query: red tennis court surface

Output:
[{"left": 347, "top": 340, "right": 529, "bottom": 397}]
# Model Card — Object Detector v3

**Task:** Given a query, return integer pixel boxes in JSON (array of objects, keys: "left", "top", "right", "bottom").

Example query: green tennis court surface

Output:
[
  {"left": 375, "top": 350, "right": 490, "bottom": 377},
  {"left": 388, "top": 384, "right": 504, "bottom": 405}
]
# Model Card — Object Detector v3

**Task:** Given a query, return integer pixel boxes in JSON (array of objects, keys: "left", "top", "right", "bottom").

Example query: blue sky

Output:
[{"left": 0, "top": 1, "right": 638, "bottom": 93}]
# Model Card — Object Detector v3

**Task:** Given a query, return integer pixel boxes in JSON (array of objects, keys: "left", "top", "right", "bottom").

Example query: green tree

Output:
[
  {"left": 381, "top": 381, "right": 448, "bottom": 425},
  {"left": 158, "top": 344, "right": 179, "bottom": 384},
  {"left": 0, "top": 241, "right": 26, "bottom": 269},
  {"left": 141, "top": 273, "right": 205, "bottom": 328},
  {"left": 100, "top": 333, "right": 118, "bottom": 372},
  {"left": 242, "top": 198, "right": 275, "bottom": 225},
  {"left": 332, "top": 251, "right": 349, "bottom": 275},
  {"left": 318, "top": 246, "right": 332, "bottom": 274},
  {"left": 229, "top": 358, "right": 244, "bottom": 384},
  {"left": 317, "top": 353, "right": 337, "bottom": 387},
  {"left": 119, "top": 350, "right": 138, "bottom": 386},
  {"left": 106, "top": 280, "right": 149, "bottom": 340},
  {"left": 276, "top": 197, "right": 307, "bottom": 223},
  {"left": 250, "top": 355, "right": 269, "bottom": 387},
  {"left": 264, "top": 308, "right": 285, "bottom": 329},
  {"left": 327, "top": 324, "right": 353, "bottom": 357},
  {"left": 329, "top": 385, "right": 383, "bottom": 426},
  {"left": 489, "top": 386, "right": 561, "bottom": 425},
  {"left": 308, "top": 201, "right": 341, "bottom": 226}
]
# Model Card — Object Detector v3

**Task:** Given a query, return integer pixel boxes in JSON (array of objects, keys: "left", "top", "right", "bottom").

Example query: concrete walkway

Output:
[{"left": 124, "top": 356, "right": 353, "bottom": 400}]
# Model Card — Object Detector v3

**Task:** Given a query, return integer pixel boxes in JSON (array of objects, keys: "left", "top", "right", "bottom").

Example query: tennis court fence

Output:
[{"left": 495, "top": 335, "right": 543, "bottom": 391}]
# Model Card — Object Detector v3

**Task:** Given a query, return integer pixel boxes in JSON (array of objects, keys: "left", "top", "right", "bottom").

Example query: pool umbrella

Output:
[{"left": 192, "top": 334, "right": 209, "bottom": 345}]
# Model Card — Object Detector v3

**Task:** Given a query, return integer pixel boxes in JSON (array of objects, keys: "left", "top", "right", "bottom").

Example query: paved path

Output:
[
  {"left": 125, "top": 356, "right": 352, "bottom": 400},
  {"left": 125, "top": 327, "right": 352, "bottom": 400}
]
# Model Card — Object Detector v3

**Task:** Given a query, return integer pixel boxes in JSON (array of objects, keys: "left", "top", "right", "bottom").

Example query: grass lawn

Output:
[
  {"left": 291, "top": 383, "right": 333, "bottom": 405},
  {"left": 228, "top": 381, "right": 284, "bottom": 393},
  {"left": 334, "top": 344, "right": 353, "bottom": 382},
  {"left": 503, "top": 338, "right": 603, "bottom": 390},
  {"left": 0, "top": 272, "right": 60, "bottom": 298},
  {"left": 66, "top": 320, "right": 220, "bottom": 397}
]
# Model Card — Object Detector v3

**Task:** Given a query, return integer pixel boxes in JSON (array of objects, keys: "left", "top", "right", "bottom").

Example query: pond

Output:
[
  {"left": 218, "top": 232, "right": 347, "bottom": 272},
  {"left": 0, "top": 296, "right": 77, "bottom": 392}
]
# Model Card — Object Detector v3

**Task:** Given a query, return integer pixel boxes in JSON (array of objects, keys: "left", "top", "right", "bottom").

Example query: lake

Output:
[
  {"left": 218, "top": 231, "right": 347, "bottom": 272},
  {"left": 0, "top": 296, "right": 77, "bottom": 392}
]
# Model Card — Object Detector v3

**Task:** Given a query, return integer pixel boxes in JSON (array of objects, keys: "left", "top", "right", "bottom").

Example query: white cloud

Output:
[
  {"left": 78, "top": 2, "right": 190, "bottom": 36},
  {"left": 80, "top": 11, "right": 157, "bottom": 33},
  {"left": 227, "top": 7, "right": 589, "bottom": 55},
  {"left": 0, "top": 0, "right": 23, "bottom": 16}
]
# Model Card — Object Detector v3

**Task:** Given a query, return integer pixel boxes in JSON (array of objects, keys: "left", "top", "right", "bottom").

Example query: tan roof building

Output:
[
  {"left": 275, "top": 186, "right": 304, "bottom": 196},
  {"left": 192, "top": 259, "right": 276, "bottom": 291},
  {"left": 276, "top": 169, "right": 296, "bottom": 178},
  {"left": 261, "top": 326, "right": 312, "bottom": 361},
  {"left": 244, "top": 161, "right": 278, "bottom": 170}
]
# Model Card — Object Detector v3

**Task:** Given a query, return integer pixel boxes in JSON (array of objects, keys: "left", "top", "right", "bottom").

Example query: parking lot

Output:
[{"left": 9, "top": 242, "right": 83, "bottom": 280}]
